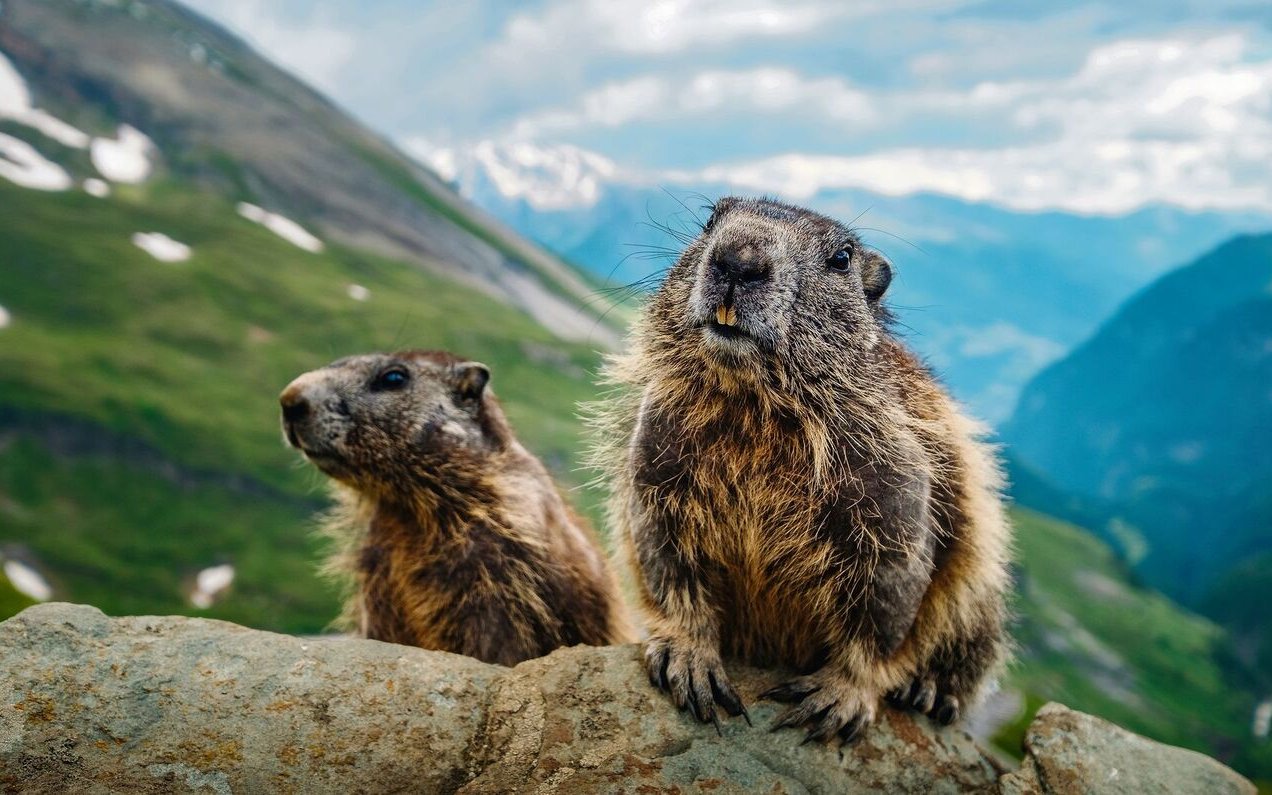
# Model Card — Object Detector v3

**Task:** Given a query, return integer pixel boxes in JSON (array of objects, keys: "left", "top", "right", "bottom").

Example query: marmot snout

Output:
[
  {"left": 685, "top": 195, "right": 894, "bottom": 363},
  {"left": 282, "top": 350, "right": 633, "bottom": 665}
]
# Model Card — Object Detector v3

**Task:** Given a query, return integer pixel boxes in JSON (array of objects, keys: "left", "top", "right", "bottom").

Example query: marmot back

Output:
[
  {"left": 593, "top": 197, "right": 1011, "bottom": 742},
  {"left": 281, "top": 350, "right": 632, "bottom": 665}
]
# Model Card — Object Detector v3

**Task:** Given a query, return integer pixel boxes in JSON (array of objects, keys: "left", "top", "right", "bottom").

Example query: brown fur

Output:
[
  {"left": 281, "top": 350, "right": 633, "bottom": 666},
  {"left": 590, "top": 197, "right": 1011, "bottom": 741}
]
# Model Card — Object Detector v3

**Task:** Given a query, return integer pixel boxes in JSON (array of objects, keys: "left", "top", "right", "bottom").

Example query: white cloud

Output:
[
  {"left": 509, "top": 68, "right": 877, "bottom": 139},
  {"left": 953, "top": 322, "right": 1066, "bottom": 366},
  {"left": 180, "top": 0, "right": 356, "bottom": 94},
  {"left": 498, "top": 0, "right": 847, "bottom": 58},
  {"left": 680, "top": 35, "right": 1272, "bottom": 214}
]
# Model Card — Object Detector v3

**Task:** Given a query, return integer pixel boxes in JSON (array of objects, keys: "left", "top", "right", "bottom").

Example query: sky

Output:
[{"left": 181, "top": 0, "right": 1272, "bottom": 215}]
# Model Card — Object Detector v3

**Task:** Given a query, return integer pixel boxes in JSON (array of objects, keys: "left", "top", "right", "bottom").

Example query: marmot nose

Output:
[
  {"left": 279, "top": 387, "right": 310, "bottom": 424},
  {"left": 712, "top": 246, "right": 770, "bottom": 283}
]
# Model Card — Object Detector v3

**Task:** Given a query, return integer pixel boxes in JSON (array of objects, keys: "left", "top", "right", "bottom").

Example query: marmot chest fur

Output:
[
  {"left": 281, "top": 349, "right": 632, "bottom": 665},
  {"left": 594, "top": 197, "right": 1011, "bottom": 742}
]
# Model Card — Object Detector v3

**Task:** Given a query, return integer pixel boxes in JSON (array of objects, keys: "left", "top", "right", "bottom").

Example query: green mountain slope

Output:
[
  {"left": 0, "top": 178, "right": 607, "bottom": 632},
  {"left": 1005, "top": 233, "right": 1272, "bottom": 605},
  {"left": 0, "top": 0, "right": 613, "bottom": 344},
  {"left": 0, "top": 0, "right": 618, "bottom": 632},
  {"left": 1005, "top": 509, "right": 1268, "bottom": 781}
]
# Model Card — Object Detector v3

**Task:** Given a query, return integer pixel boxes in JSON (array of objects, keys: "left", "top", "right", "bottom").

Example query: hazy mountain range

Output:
[
  {"left": 418, "top": 140, "right": 1271, "bottom": 422},
  {"left": 1006, "top": 233, "right": 1272, "bottom": 607}
]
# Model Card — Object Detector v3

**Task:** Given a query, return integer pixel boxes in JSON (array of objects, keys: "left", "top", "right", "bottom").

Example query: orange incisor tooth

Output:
[
  {"left": 725, "top": 307, "right": 738, "bottom": 326},
  {"left": 716, "top": 304, "right": 729, "bottom": 325}
]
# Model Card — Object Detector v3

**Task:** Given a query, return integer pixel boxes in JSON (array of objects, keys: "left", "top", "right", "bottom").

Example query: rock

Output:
[
  {"left": 0, "top": 604, "right": 1255, "bottom": 794},
  {"left": 999, "top": 702, "right": 1256, "bottom": 795}
]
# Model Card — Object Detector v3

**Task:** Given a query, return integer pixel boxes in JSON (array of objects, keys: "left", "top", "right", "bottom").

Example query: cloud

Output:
[
  {"left": 681, "top": 35, "right": 1272, "bottom": 214},
  {"left": 953, "top": 322, "right": 1066, "bottom": 365},
  {"left": 181, "top": 0, "right": 356, "bottom": 95},
  {"left": 508, "top": 68, "right": 877, "bottom": 138},
  {"left": 497, "top": 0, "right": 852, "bottom": 58}
]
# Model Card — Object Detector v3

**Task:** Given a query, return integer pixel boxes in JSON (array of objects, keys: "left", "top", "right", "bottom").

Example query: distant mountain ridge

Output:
[
  {"left": 1005, "top": 232, "right": 1272, "bottom": 605},
  {"left": 0, "top": 0, "right": 615, "bottom": 346},
  {"left": 418, "top": 140, "right": 1272, "bottom": 421}
]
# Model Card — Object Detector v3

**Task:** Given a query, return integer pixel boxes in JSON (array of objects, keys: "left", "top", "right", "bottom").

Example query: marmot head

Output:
[
  {"left": 279, "top": 350, "right": 505, "bottom": 491},
  {"left": 652, "top": 196, "right": 892, "bottom": 370}
]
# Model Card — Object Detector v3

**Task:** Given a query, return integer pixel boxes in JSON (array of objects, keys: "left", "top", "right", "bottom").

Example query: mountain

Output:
[
  {"left": 419, "top": 140, "right": 1271, "bottom": 422},
  {"left": 0, "top": 0, "right": 618, "bottom": 632},
  {"left": 1004, "top": 233, "right": 1272, "bottom": 606},
  {"left": 0, "top": 0, "right": 613, "bottom": 346},
  {"left": 1005, "top": 509, "right": 1270, "bottom": 781}
]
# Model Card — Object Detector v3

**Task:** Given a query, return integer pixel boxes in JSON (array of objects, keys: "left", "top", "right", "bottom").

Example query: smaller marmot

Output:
[{"left": 280, "top": 350, "right": 632, "bottom": 665}]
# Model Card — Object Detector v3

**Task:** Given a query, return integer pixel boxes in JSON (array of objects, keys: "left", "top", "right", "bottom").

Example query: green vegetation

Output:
[
  {"left": 1004, "top": 509, "right": 1271, "bottom": 780},
  {"left": 0, "top": 569, "right": 36, "bottom": 619},
  {"left": 0, "top": 168, "right": 1266, "bottom": 781},
  {"left": 0, "top": 178, "right": 607, "bottom": 633}
]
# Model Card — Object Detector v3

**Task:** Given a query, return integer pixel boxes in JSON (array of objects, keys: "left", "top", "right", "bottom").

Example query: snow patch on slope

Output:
[
  {"left": 0, "top": 304, "right": 11, "bottom": 329},
  {"left": 83, "top": 177, "right": 110, "bottom": 197},
  {"left": 408, "top": 139, "right": 619, "bottom": 211},
  {"left": 190, "top": 564, "right": 235, "bottom": 609},
  {"left": 91, "top": 125, "right": 154, "bottom": 183},
  {"left": 3, "top": 559, "right": 52, "bottom": 602},
  {"left": 0, "top": 50, "right": 90, "bottom": 149},
  {"left": 237, "top": 202, "right": 324, "bottom": 252},
  {"left": 0, "top": 133, "right": 73, "bottom": 190},
  {"left": 132, "top": 232, "right": 192, "bottom": 262}
]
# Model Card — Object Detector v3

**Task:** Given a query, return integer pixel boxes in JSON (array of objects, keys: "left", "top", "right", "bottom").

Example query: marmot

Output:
[
  {"left": 280, "top": 350, "right": 632, "bottom": 665},
  {"left": 592, "top": 197, "right": 1011, "bottom": 742}
]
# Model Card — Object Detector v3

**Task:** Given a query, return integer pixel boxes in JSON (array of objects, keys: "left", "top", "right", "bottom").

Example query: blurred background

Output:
[{"left": 0, "top": 0, "right": 1268, "bottom": 783}]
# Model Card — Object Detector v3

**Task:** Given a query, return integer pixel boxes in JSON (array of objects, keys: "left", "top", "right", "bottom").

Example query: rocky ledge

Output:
[{"left": 0, "top": 603, "right": 1255, "bottom": 794}]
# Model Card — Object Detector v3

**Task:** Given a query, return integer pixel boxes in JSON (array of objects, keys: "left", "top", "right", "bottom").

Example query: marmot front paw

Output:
[
  {"left": 886, "top": 674, "right": 961, "bottom": 725},
  {"left": 762, "top": 669, "right": 878, "bottom": 745},
  {"left": 644, "top": 635, "right": 750, "bottom": 733}
]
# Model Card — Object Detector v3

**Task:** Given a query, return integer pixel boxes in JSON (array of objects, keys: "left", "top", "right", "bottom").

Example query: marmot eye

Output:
[
  {"left": 372, "top": 367, "right": 410, "bottom": 391},
  {"left": 826, "top": 247, "right": 853, "bottom": 272}
]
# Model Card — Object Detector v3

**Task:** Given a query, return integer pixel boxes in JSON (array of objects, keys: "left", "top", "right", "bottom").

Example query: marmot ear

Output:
[
  {"left": 455, "top": 362, "right": 490, "bottom": 403},
  {"left": 861, "top": 251, "right": 892, "bottom": 301}
]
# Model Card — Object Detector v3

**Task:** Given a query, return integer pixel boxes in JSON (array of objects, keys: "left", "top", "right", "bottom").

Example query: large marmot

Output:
[
  {"left": 592, "top": 197, "right": 1011, "bottom": 742},
  {"left": 281, "top": 350, "right": 632, "bottom": 665}
]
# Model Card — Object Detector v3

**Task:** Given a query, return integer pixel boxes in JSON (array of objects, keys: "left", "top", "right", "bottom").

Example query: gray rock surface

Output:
[
  {"left": 0, "top": 604, "right": 1255, "bottom": 794},
  {"left": 999, "top": 703, "right": 1255, "bottom": 795}
]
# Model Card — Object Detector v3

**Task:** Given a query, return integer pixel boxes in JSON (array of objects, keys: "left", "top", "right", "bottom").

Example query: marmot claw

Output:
[
  {"left": 762, "top": 670, "right": 877, "bottom": 745},
  {"left": 886, "top": 675, "right": 961, "bottom": 725},
  {"left": 644, "top": 636, "right": 749, "bottom": 733}
]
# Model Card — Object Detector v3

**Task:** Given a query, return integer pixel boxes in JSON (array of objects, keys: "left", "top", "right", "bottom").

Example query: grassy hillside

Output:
[
  {"left": 0, "top": 178, "right": 607, "bottom": 633},
  {"left": 1002, "top": 509, "right": 1271, "bottom": 782},
  {"left": 2, "top": 182, "right": 1268, "bottom": 782},
  {"left": 0, "top": 570, "right": 35, "bottom": 619}
]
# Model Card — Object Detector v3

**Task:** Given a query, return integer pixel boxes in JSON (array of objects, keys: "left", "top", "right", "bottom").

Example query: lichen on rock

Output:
[{"left": 0, "top": 604, "right": 1256, "bottom": 794}]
